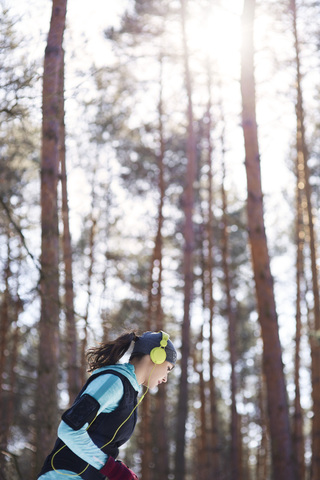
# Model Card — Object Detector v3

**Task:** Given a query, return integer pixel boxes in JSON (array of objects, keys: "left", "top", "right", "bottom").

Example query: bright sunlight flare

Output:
[{"left": 185, "top": 3, "right": 242, "bottom": 75}]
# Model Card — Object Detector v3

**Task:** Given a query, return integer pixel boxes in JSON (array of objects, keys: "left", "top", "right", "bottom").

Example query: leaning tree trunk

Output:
[
  {"left": 240, "top": 1, "right": 294, "bottom": 478},
  {"left": 174, "top": 1, "right": 196, "bottom": 479},
  {"left": 35, "top": 0, "right": 67, "bottom": 474}
]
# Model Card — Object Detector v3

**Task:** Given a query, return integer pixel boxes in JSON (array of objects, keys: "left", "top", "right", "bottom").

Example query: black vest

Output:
[{"left": 38, "top": 368, "right": 138, "bottom": 480}]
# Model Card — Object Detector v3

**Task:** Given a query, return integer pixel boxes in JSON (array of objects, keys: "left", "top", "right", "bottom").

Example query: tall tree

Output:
[
  {"left": 240, "top": 0, "right": 294, "bottom": 478},
  {"left": 202, "top": 81, "right": 221, "bottom": 479},
  {"left": 59, "top": 49, "right": 81, "bottom": 404},
  {"left": 140, "top": 55, "right": 167, "bottom": 480},
  {"left": 35, "top": 0, "right": 67, "bottom": 473},
  {"left": 292, "top": 154, "right": 305, "bottom": 480},
  {"left": 256, "top": 374, "right": 271, "bottom": 480},
  {"left": 174, "top": 1, "right": 197, "bottom": 479},
  {"left": 80, "top": 171, "right": 98, "bottom": 384},
  {"left": 290, "top": 1, "right": 320, "bottom": 478},
  {"left": 150, "top": 55, "right": 171, "bottom": 480},
  {"left": 220, "top": 156, "right": 242, "bottom": 480},
  {"left": 0, "top": 238, "right": 12, "bottom": 479}
]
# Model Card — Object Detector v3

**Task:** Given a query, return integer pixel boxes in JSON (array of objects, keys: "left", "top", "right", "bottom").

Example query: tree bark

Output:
[
  {"left": 35, "top": 0, "right": 67, "bottom": 473},
  {"left": 240, "top": 1, "right": 294, "bottom": 478},
  {"left": 174, "top": 0, "right": 196, "bottom": 478}
]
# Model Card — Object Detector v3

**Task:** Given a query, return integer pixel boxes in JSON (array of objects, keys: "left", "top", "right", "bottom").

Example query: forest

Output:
[{"left": 0, "top": 0, "right": 320, "bottom": 479}]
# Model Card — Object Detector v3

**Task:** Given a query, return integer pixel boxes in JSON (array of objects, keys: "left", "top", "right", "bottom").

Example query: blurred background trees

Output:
[{"left": 0, "top": 0, "right": 320, "bottom": 479}]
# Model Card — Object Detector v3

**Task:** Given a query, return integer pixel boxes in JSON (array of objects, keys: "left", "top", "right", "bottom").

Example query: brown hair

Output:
[{"left": 86, "top": 331, "right": 138, "bottom": 372}]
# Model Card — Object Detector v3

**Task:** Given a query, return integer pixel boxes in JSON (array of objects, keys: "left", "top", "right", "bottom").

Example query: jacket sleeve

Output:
[{"left": 58, "top": 374, "right": 124, "bottom": 470}]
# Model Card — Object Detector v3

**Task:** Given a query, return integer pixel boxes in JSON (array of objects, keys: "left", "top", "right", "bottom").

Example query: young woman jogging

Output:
[{"left": 37, "top": 330, "right": 177, "bottom": 480}]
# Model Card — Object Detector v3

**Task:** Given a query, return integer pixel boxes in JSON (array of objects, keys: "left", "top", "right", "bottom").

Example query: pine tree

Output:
[
  {"left": 174, "top": 1, "right": 197, "bottom": 478},
  {"left": 240, "top": 0, "right": 294, "bottom": 478},
  {"left": 35, "top": 0, "right": 67, "bottom": 473}
]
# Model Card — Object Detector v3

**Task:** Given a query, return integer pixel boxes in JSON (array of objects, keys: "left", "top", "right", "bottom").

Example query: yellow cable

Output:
[
  {"left": 51, "top": 364, "right": 157, "bottom": 477},
  {"left": 51, "top": 412, "right": 99, "bottom": 477}
]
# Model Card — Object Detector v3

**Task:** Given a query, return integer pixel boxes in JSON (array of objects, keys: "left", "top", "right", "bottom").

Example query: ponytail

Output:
[{"left": 86, "top": 331, "right": 138, "bottom": 372}]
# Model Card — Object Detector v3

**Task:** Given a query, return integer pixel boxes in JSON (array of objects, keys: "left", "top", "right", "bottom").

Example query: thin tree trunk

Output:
[
  {"left": 0, "top": 241, "right": 11, "bottom": 479},
  {"left": 140, "top": 275, "right": 152, "bottom": 480},
  {"left": 221, "top": 157, "right": 242, "bottom": 480},
  {"left": 153, "top": 54, "right": 169, "bottom": 480},
  {"left": 35, "top": 0, "right": 67, "bottom": 472},
  {"left": 198, "top": 235, "right": 212, "bottom": 480},
  {"left": 80, "top": 186, "right": 97, "bottom": 384},
  {"left": 0, "top": 257, "right": 10, "bottom": 392},
  {"left": 292, "top": 162, "right": 305, "bottom": 480},
  {"left": 198, "top": 367, "right": 208, "bottom": 480},
  {"left": 4, "top": 249, "right": 23, "bottom": 467},
  {"left": 59, "top": 49, "right": 80, "bottom": 404},
  {"left": 141, "top": 52, "right": 168, "bottom": 480},
  {"left": 256, "top": 375, "right": 270, "bottom": 480},
  {"left": 240, "top": 1, "right": 294, "bottom": 478},
  {"left": 290, "top": 2, "right": 320, "bottom": 478},
  {"left": 203, "top": 76, "right": 221, "bottom": 479},
  {"left": 174, "top": 1, "right": 196, "bottom": 478},
  {"left": 192, "top": 328, "right": 207, "bottom": 480},
  {"left": 146, "top": 53, "right": 165, "bottom": 334}
]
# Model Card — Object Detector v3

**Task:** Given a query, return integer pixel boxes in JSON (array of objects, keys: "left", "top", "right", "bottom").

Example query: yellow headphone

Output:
[{"left": 150, "top": 331, "right": 169, "bottom": 365}]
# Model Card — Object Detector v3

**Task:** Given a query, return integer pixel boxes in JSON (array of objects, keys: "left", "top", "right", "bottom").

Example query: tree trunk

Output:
[
  {"left": 153, "top": 55, "right": 169, "bottom": 480},
  {"left": 192, "top": 328, "right": 207, "bottom": 480},
  {"left": 59, "top": 49, "right": 80, "bottom": 404},
  {"left": 35, "top": 0, "right": 67, "bottom": 473},
  {"left": 0, "top": 241, "right": 11, "bottom": 479},
  {"left": 292, "top": 163, "right": 305, "bottom": 480},
  {"left": 81, "top": 191, "right": 97, "bottom": 384},
  {"left": 4, "top": 251, "right": 23, "bottom": 476},
  {"left": 221, "top": 157, "right": 242, "bottom": 480},
  {"left": 256, "top": 375, "right": 270, "bottom": 480},
  {"left": 203, "top": 74, "right": 221, "bottom": 479},
  {"left": 290, "top": 2, "right": 320, "bottom": 478},
  {"left": 140, "top": 51, "right": 171, "bottom": 480},
  {"left": 174, "top": 0, "right": 196, "bottom": 478},
  {"left": 240, "top": 1, "right": 294, "bottom": 478}
]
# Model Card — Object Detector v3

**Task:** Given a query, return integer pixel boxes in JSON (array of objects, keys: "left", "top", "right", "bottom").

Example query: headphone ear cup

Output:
[{"left": 150, "top": 346, "right": 166, "bottom": 365}]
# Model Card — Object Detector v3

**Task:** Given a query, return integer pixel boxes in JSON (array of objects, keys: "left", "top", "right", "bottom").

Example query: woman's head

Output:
[
  {"left": 86, "top": 330, "right": 177, "bottom": 373},
  {"left": 129, "top": 331, "right": 177, "bottom": 388}
]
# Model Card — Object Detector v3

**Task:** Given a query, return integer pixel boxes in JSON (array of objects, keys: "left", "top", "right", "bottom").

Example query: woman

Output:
[{"left": 37, "top": 331, "right": 176, "bottom": 480}]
